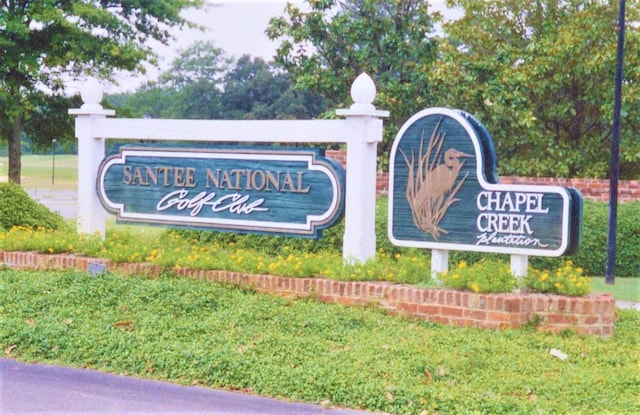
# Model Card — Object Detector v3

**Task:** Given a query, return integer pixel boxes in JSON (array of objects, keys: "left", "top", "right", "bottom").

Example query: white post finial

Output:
[
  {"left": 336, "top": 73, "right": 389, "bottom": 118},
  {"left": 80, "top": 78, "right": 104, "bottom": 111},
  {"left": 350, "top": 73, "right": 376, "bottom": 111}
]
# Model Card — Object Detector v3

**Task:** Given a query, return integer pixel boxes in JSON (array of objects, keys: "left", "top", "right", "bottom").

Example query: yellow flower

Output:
[
  {"left": 470, "top": 283, "right": 480, "bottom": 293},
  {"left": 458, "top": 261, "right": 468, "bottom": 269},
  {"left": 540, "top": 273, "right": 548, "bottom": 281}
]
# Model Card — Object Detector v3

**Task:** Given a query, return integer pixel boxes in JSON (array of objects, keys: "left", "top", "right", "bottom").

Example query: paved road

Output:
[
  {"left": 27, "top": 189, "right": 77, "bottom": 219},
  {"left": 0, "top": 359, "right": 377, "bottom": 415}
]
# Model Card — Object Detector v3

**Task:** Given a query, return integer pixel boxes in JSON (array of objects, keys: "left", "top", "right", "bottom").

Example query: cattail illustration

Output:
[{"left": 400, "top": 118, "right": 470, "bottom": 240}]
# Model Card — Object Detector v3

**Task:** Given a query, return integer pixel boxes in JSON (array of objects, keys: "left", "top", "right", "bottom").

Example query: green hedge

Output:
[
  {"left": 529, "top": 200, "right": 640, "bottom": 278},
  {"left": 0, "top": 182, "right": 66, "bottom": 231}
]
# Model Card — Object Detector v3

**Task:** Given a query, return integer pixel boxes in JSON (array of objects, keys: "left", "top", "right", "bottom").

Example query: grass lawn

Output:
[
  {"left": 1, "top": 269, "right": 639, "bottom": 415},
  {"left": 590, "top": 277, "right": 640, "bottom": 303},
  {"left": 0, "top": 155, "right": 78, "bottom": 190}
]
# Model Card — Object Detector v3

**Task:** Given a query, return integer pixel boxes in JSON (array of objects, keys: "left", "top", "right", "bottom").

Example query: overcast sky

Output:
[{"left": 107, "top": 0, "right": 458, "bottom": 93}]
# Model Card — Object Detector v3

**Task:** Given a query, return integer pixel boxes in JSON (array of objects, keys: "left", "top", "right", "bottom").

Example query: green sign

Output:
[
  {"left": 98, "top": 146, "right": 345, "bottom": 238},
  {"left": 389, "top": 108, "right": 582, "bottom": 256}
]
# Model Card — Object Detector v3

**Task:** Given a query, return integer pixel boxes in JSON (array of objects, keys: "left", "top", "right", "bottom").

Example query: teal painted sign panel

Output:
[
  {"left": 97, "top": 147, "right": 345, "bottom": 238},
  {"left": 389, "top": 108, "right": 582, "bottom": 256}
]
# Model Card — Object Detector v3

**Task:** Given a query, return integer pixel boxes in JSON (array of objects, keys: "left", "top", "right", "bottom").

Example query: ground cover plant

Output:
[{"left": 1, "top": 269, "right": 638, "bottom": 415}]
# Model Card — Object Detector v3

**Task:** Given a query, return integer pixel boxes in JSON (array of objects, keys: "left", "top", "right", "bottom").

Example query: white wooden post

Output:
[
  {"left": 68, "top": 79, "right": 114, "bottom": 237},
  {"left": 510, "top": 254, "right": 528, "bottom": 277},
  {"left": 431, "top": 249, "right": 449, "bottom": 278},
  {"left": 336, "top": 74, "right": 389, "bottom": 263}
]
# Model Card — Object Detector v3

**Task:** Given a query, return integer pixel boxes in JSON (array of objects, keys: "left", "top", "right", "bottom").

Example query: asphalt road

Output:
[
  {"left": 27, "top": 189, "right": 77, "bottom": 219},
  {"left": 0, "top": 359, "right": 377, "bottom": 415}
]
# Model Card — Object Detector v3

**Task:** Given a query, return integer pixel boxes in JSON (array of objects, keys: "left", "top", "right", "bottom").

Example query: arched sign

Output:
[{"left": 389, "top": 108, "right": 582, "bottom": 256}]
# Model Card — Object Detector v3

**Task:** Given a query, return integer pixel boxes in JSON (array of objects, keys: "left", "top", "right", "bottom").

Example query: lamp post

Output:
[
  {"left": 51, "top": 138, "right": 57, "bottom": 185},
  {"left": 606, "top": 0, "right": 626, "bottom": 285}
]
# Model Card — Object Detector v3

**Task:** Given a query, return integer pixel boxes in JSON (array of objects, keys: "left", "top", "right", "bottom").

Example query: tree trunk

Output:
[{"left": 8, "top": 116, "right": 22, "bottom": 185}]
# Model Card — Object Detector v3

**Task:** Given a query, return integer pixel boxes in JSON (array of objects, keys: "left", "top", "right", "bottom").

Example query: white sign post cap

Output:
[
  {"left": 68, "top": 78, "right": 115, "bottom": 116},
  {"left": 336, "top": 73, "right": 390, "bottom": 118}
]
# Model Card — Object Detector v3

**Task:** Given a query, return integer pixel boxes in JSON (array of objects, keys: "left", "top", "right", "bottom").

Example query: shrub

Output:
[
  {"left": 0, "top": 183, "right": 66, "bottom": 231},
  {"left": 524, "top": 260, "right": 591, "bottom": 296},
  {"left": 173, "top": 196, "right": 413, "bottom": 258},
  {"left": 529, "top": 200, "right": 640, "bottom": 278},
  {"left": 438, "top": 260, "right": 518, "bottom": 293}
]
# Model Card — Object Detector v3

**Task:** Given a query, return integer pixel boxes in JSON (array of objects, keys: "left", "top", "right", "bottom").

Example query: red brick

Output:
[
  {"left": 504, "top": 297, "right": 522, "bottom": 312},
  {"left": 557, "top": 298, "right": 568, "bottom": 311},
  {"left": 488, "top": 312, "right": 512, "bottom": 323},
  {"left": 352, "top": 282, "right": 362, "bottom": 297},
  {"left": 345, "top": 282, "right": 353, "bottom": 297},
  {"left": 441, "top": 306, "right": 463, "bottom": 317},
  {"left": 548, "top": 314, "right": 578, "bottom": 325},
  {"left": 398, "top": 302, "right": 418, "bottom": 313},
  {"left": 417, "top": 304, "right": 440, "bottom": 315},
  {"left": 465, "top": 309, "right": 487, "bottom": 320},
  {"left": 460, "top": 293, "right": 470, "bottom": 308},
  {"left": 582, "top": 315, "right": 600, "bottom": 325}
]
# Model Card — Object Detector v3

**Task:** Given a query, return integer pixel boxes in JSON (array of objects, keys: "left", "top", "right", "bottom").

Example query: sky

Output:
[{"left": 107, "top": 0, "right": 457, "bottom": 93}]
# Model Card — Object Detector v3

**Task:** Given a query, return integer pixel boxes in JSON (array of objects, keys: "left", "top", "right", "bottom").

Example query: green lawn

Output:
[
  {"left": 1, "top": 269, "right": 638, "bottom": 415},
  {"left": 590, "top": 276, "right": 640, "bottom": 303},
  {"left": 0, "top": 154, "right": 77, "bottom": 190}
]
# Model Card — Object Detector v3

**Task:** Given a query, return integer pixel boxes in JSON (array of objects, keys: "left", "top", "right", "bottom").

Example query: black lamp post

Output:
[
  {"left": 51, "top": 138, "right": 57, "bottom": 185},
  {"left": 606, "top": 0, "right": 626, "bottom": 285}
]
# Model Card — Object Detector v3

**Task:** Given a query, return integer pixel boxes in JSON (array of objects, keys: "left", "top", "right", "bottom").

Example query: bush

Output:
[
  {"left": 175, "top": 197, "right": 639, "bottom": 278},
  {"left": 523, "top": 260, "right": 591, "bottom": 296},
  {"left": 439, "top": 260, "right": 518, "bottom": 293},
  {"left": 529, "top": 200, "right": 640, "bottom": 278},
  {"left": 0, "top": 182, "right": 66, "bottom": 231},
  {"left": 174, "top": 197, "right": 426, "bottom": 259}
]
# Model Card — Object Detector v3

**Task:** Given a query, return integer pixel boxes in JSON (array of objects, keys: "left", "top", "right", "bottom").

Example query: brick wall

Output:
[
  {"left": 0, "top": 250, "right": 615, "bottom": 337},
  {"left": 326, "top": 150, "right": 640, "bottom": 202}
]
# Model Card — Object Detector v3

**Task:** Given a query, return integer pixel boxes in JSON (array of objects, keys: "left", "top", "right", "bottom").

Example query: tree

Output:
[
  {"left": 221, "top": 55, "right": 329, "bottom": 120},
  {"left": 112, "top": 46, "right": 330, "bottom": 121},
  {"left": 433, "top": 0, "right": 640, "bottom": 178},
  {"left": 266, "top": 0, "right": 441, "bottom": 162},
  {"left": 23, "top": 94, "right": 83, "bottom": 154},
  {"left": 0, "top": 0, "right": 203, "bottom": 183},
  {"left": 222, "top": 55, "right": 289, "bottom": 119}
]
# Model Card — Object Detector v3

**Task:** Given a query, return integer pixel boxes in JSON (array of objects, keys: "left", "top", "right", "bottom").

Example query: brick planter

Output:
[{"left": 0, "top": 250, "right": 615, "bottom": 337}]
